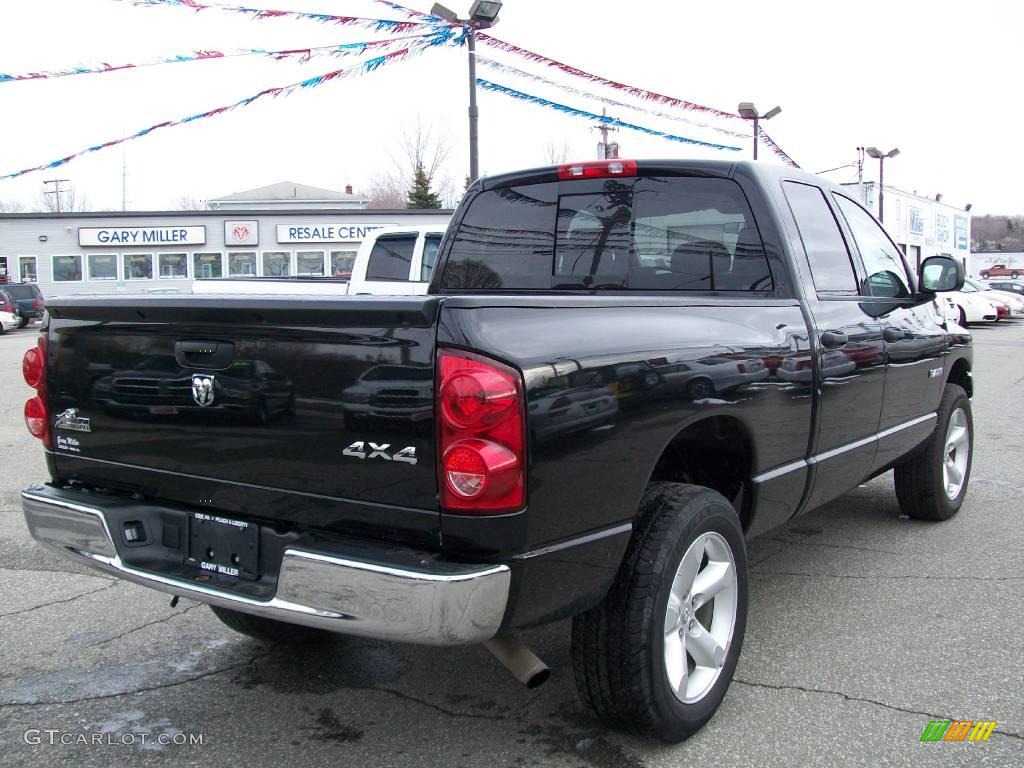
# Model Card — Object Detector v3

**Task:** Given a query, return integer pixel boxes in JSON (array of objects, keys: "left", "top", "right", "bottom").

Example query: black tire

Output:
[
  {"left": 571, "top": 483, "right": 748, "bottom": 742},
  {"left": 17, "top": 317, "right": 29, "bottom": 329},
  {"left": 894, "top": 384, "right": 973, "bottom": 521},
  {"left": 686, "top": 378, "right": 715, "bottom": 399},
  {"left": 979, "top": 271, "right": 990, "bottom": 279},
  {"left": 1012, "top": 272, "right": 1019, "bottom": 279},
  {"left": 209, "top": 605, "right": 333, "bottom": 644}
]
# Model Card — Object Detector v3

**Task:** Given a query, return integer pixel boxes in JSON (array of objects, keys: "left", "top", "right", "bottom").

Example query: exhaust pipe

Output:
[{"left": 484, "top": 635, "right": 551, "bottom": 688}]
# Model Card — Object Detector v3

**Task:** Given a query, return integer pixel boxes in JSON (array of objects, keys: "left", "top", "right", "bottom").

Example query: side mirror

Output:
[{"left": 919, "top": 256, "right": 965, "bottom": 293}]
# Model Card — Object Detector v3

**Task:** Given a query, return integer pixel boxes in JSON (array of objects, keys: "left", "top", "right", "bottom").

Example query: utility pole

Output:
[
  {"left": 43, "top": 178, "right": 69, "bottom": 212},
  {"left": 121, "top": 154, "right": 128, "bottom": 211},
  {"left": 593, "top": 108, "right": 619, "bottom": 159}
]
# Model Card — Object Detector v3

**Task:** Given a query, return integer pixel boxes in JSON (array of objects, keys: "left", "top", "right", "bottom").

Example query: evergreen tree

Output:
[{"left": 407, "top": 162, "right": 442, "bottom": 209}]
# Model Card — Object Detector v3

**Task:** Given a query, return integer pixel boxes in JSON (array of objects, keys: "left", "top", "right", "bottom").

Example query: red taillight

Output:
[
  {"left": 22, "top": 345, "right": 44, "bottom": 389},
  {"left": 557, "top": 159, "right": 638, "bottom": 180},
  {"left": 22, "top": 336, "right": 49, "bottom": 446},
  {"left": 437, "top": 349, "right": 525, "bottom": 514},
  {"left": 33, "top": 298, "right": 41, "bottom": 310}
]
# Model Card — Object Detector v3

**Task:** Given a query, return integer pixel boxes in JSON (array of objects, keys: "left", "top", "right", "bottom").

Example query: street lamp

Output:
[
  {"left": 865, "top": 146, "right": 900, "bottom": 223},
  {"left": 431, "top": 1, "right": 503, "bottom": 183},
  {"left": 737, "top": 102, "right": 781, "bottom": 160}
]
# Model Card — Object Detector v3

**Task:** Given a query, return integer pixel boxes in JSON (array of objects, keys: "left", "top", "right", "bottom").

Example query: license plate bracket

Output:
[{"left": 187, "top": 512, "right": 259, "bottom": 580}]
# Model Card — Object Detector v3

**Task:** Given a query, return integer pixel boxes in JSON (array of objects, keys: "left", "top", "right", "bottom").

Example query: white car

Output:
[
  {"left": 963, "top": 278, "right": 1024, "bottom": 319},
  {"left": 940, "top": 289, "right": 998, "bottom": 327},
  {"left": 0, "top": 309, "right": 19, "bottom": 334}
]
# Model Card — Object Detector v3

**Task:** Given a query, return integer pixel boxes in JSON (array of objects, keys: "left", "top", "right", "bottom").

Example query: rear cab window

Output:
[
  {"left": 366, "top": 235, "right": 416, "bottom": 281},
  {"left": 440, "top": 175, "right": 772, "bottom": 292}
]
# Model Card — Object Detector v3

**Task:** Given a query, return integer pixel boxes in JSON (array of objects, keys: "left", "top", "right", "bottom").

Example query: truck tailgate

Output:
[{"left": 44, "top": 294, "right": 441, "bottom": 545}]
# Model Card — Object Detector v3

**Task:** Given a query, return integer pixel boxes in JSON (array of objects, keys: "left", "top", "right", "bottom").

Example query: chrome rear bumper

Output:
[{"left": 22, "top": 486, "right": 510, "bottom": 646}]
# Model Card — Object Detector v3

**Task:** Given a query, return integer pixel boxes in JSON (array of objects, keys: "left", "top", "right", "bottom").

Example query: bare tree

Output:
[
  {"left": 174, "top": 195, "right": 203, "bottom": 210},
  {"left": 37, "top": 183, "right": 90, "bottom": 212},
  {"left": 542, "top": 140, "right": 572, "bottom": 165},
  {"left": 366, "top": 117, "right": 458, "bottom": 209},
  {"left": 0, "top": 199, "right": 26, "bottom": 213}
]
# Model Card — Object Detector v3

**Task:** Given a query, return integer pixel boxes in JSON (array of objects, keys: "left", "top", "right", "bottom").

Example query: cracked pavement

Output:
[{"left": 1, "top": 324, "right": 1022, "bottom": 767}]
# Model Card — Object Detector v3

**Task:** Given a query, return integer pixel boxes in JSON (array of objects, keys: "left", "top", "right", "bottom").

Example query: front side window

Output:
[
  {"left": 783, "top": 181, "right": 857, "bottom": 294},
  {"left": 366, "top": 236, "right": 415, "bottom": 281},
  {"left": 261, "top": 251, "right": 290, "bottom": 277},
  {"left": 88, "top": 253, "right": 117, "bottom": 280},
  {"left": 158, "top": 253, "right": 188, "bottom": 279},
  {"left": 833, "top": 194, "right": 911, "bottom": 298},
  {"left": 53, "top": 254, "right": 83, "bottom": 282},
  {"left": 296, "top": 250, "right": 325, "bottom": 276},
  {"left": 193, "top": 252, "right": 223, "bottom": 279},
  {"left": 20, "top": 256, "right": 37, "bottom": 282},
  {"left": 124, "top": 253, "right": 153, "bottom": 280},
  {"left": 228, "top": 251, "right": 256, "bottom": 276}
]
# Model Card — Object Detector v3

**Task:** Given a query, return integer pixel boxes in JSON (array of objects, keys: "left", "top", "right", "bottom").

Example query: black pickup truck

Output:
[{"left": 21, "top": 159, "right": 972, "bottom": 742}]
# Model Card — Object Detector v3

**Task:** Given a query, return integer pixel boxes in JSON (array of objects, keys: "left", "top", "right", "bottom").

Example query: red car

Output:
[{"left": 978, "top": 264, "right": 1021, "bottom": 279}]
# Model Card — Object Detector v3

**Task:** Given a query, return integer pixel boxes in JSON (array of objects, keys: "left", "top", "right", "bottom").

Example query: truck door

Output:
[
  {"left": 831, "top": 193, "right": 947, "bottom": 469},
  {"left": 781, "top": 181, "right": 886, "bottom": 511}
]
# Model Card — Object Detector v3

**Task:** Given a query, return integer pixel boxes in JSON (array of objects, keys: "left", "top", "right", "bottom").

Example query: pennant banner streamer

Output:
[
  {"left": 476, "top": 79, "right": 742, "bottom": 153},
  {"left": 0, "top": 30, "right": 458, "bottom": 84},
  {"left": 119, "top": 0, "right": 436, "bottom": 32},
  {"left": 476, "top": 56, "right": 750, "bottom": 141},
  {"left": 0, "top": 47, "right": 425, "bottom": 181}
]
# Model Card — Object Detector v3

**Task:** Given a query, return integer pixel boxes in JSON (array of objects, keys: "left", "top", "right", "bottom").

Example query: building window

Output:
[
  {"left": 330, "top": 250, "right": 356, "bottom": 277},
  {"left": 159, "top": 253, "right": 188, "bottom": 279},
  {"left": 19, "top": 256, "right": 37, "bottom": 282},
  {"left": 228, "top": 251, "right": 257, "bottom": 276},
  {"left": 193, "top": 252, "right": 223, "bottom": 279},
  {"left": 296, "top": 250, "right": 325, "bottom": 276},
  {"left": 53, "top": 254, "right": 84, "bottom": 282},
  {"left": 124, "top": 253, "right": 154, "bottom": 280},
  {"left": 261, "top": 251, "right": 290, "bottom": 277},
  {"left": 88, "top": 254, "right": 118, "bottom": 280}
]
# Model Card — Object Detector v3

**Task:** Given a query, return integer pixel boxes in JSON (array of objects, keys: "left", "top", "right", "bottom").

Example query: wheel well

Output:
[
  {"left": 648, "top": 416, "right": 754, "bottom": 530},
  {"left": 946, "top": 357, "right": 972, "bottom": 398}
]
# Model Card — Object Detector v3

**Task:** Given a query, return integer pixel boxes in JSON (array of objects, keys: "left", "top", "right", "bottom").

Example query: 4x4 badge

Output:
[{"left": 192, "top": 374, "right": 215, "bottom": 407}]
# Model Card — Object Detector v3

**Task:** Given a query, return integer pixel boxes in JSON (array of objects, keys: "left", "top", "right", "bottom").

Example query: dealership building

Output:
[{"left": 0, "top": 182, "right": 452, "bottom": 297}]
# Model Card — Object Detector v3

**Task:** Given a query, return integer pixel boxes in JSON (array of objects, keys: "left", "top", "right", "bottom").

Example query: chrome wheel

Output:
[
  {"left": 663, "top": 531, "right": 737, "bottom": 704},
  {"left": 943, "top": 407, "right": 970, "bottom": 499}
]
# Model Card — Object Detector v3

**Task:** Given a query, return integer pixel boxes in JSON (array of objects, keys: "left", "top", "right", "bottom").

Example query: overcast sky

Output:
[{"left": 0, "top": 0, "right": 1018, "bottom": 214}]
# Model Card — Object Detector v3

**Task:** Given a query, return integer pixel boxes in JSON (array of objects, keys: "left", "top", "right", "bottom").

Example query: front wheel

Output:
[
  {"left": 572, "top": 483, "right": 748, "bottom": 742},
  {"left": 894, "top": 384, "right": 972, "bottom": 521}
]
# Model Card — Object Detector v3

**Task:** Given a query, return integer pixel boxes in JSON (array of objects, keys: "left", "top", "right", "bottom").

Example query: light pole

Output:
[
  {"left": 737, "top": 102, "right": 781, "bottom": 160},
  {"left": 865, "top": 146, "right": 900, "bottom": 223},
  {"left": 431, "top": 1, "right": 503, "bottom": 183}
]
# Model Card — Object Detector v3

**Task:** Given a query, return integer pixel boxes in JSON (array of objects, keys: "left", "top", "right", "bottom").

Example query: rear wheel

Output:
[
  {"left": 894, "top": 384, "right": 972, "bottom": 521},
  {"left": 979, "top": 271, "right": 990, "bottom": 279},
  {"left": 572, "top": 483, "right": 748, "bottom": 742},
  {"left": 17, "top": 317, "right": 29, "bottom": 329},
  {"left": 209, "top": 605, "right": 334, "bottom": 644},
  {"left": 1012, "top": 271, "right": 1020, "bottom": 279}
]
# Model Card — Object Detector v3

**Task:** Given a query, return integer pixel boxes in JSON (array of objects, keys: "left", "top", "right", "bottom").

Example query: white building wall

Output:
[{"left": 0, "top": 209, "right": 451, "bottom": 297}]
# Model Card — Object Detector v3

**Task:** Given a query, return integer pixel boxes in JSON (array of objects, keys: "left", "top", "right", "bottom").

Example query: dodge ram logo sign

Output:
[{"left": 192, "top": 375, "right": 215, "bottom": 407}]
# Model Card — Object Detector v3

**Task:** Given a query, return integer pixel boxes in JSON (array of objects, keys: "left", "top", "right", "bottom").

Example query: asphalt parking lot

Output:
[{"left": 1, "top": 320, "right": 1021, "bottom": 767}]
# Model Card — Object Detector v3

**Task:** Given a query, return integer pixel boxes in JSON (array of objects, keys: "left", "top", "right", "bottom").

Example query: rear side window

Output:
[
  {"left": 441, "top": 177, "right": 771, "bottom": 291},
  {"left": 782, "top": 181, "right": 857, "bottom": 294},
  {"left": 421, "top": 235, "right": 443, "bottom": 281},
  {"left": 366, "top": 235, "right": 415, "bottom": 281}
]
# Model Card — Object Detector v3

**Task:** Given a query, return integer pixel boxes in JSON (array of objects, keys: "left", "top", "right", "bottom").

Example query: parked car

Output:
[
  {"left": 985, "top": 279, "right": 1024, "bottom": 297},
  {"left": 941, "top": 287, "right": 998, "bottom": 326},
  {"left": 0, "top": 306, "right": 19, "bottom": 334},
  {"left": 978, "top": 264, "right": 1021, "bottom": 279},
  {"left": 21, "top": 159, "right": 973, "bottom": 743},
  {"left": 962, "top": 278, "right": 1024, "bottom": 319},
  {"left": 2, "top": 282, "right": 44, "bottom": 327}
]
